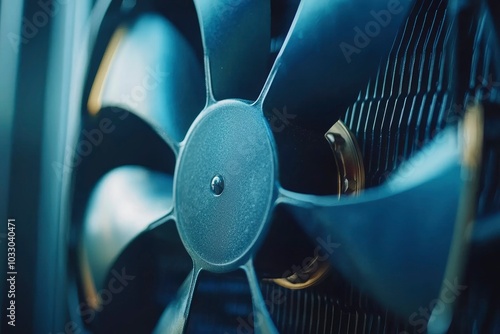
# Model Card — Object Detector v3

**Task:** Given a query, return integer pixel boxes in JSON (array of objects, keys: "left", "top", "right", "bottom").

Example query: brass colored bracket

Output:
[{"left": 325, "top": 120, "right": 365, "bottom": 196}]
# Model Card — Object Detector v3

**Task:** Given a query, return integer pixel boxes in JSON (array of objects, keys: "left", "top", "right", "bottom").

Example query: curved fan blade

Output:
[
  {"left": 279, "top": 128, "right": 465, "bottom": 317},
  {"left": 259, "top": 0, "right": 414, "bottom": 123},
  {"left": 91, "top": 213, "right": 192, "bottom": 334},
  {"left": 153, "top": 269, "right": 200, "bottom": 334},
  {"left": 91, "top": 14, "right": 205, "bottom": 143},
  {"left": 194, "top": 0, "right": 270, "bottom": 101},
  {"left": 83, "top": 166, "right": 173, "bottom": 290}
]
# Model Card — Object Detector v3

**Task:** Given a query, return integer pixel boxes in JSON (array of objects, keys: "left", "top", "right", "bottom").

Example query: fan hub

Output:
[{"left": 174, "top": 100, "right": 277, "bottom": 272}]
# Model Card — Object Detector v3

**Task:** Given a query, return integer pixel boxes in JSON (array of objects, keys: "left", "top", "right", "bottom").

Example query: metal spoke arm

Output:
[
  {"left": 242, "top": 260, "right": 279, "bottom": 334},
  {"left": 153, "top": 267, "right": 201, "bottom": 334},
  {"left": 194, "top": 0, "right": 270, "bottom": 104}
]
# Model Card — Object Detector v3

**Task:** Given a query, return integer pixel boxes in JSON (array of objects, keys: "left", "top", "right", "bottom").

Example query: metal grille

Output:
[{"left": 344, "top": 0, "right": 452, "bottom": 188}]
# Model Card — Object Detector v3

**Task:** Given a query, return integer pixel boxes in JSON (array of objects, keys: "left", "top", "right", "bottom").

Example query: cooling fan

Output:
[{"left": 56, "top": 0, "right": 499, "bottom": 333}]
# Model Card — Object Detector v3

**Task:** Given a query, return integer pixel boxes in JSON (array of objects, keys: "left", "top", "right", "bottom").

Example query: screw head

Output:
[{"left": 210, "top": 174, "right": 224, "bottom": 196}]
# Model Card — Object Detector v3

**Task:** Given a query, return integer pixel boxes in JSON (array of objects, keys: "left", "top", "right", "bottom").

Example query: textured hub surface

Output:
[{"left": 175, "top": 100, "right": 277, "bottom": 271}]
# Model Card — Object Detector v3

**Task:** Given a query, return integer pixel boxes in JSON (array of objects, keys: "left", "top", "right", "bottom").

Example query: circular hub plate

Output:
[{"left": 175, "top": 100, "right": 277, "bottom": 272}]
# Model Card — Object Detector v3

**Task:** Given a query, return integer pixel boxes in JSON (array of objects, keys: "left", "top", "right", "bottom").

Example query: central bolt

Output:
[{"left": 210, "top": 174, "right": 224, "bottom": 196}]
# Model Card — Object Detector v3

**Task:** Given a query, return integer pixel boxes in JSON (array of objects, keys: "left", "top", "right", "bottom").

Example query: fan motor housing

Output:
[{"left": 174, "top": 99, "right": 278, "bottom": 272}]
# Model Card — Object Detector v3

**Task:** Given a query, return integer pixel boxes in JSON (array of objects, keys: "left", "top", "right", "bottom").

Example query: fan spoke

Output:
[
  {"left": 153, "top": 268, "right": 201, "bottom": 334},
  {"left": 193, "top": 0, "right": 270, "bottom": 103},
  {"left": 242, "top": 260, "right": 279, "bottom": 334},
  {"left": 276, "top": 128, "right": 466, "bottom": 317},
  {"left": 82, "top": 166, "right": 175, "bottom": 290},
  {"left": 258, "top": 0, "right": 414, "bottom": 123},
  {"left": 88, "top": 14, "right": 205, "bottom": 147}
]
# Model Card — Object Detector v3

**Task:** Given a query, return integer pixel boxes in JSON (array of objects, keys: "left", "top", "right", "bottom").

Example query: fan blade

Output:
[
  {"left": 90, "top": 14, "right": 205, "bottom": 144},
  {"left": 259, "top": 0, "right": 414, "bottom": 123},
  {"left": 90, "top": 212, "right": 192, "bottom": 334},
  {"left": 83, "top": 166, "right": 173, "bottom": 291},
  {"left": 193, "top": 0, "right": 270, "bottom": 102},
  {"left": 243, "top": 261, "right": 279, "bottom": 334},
  {"left": 153, "top": 269, "right": 200, "bottom": 334},
  {"left": 278, "top": 128, "right": 465, "bottom": 317}
]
